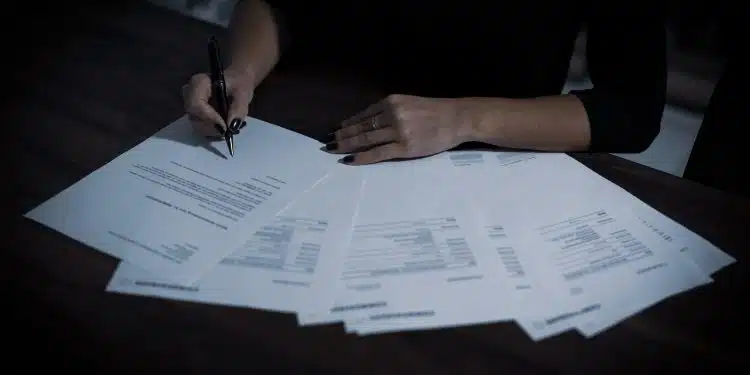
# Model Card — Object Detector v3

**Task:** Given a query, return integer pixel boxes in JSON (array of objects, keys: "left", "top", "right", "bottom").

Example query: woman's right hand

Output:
[{"left": 182, "top": 67, "right": 257, "bottom": 137}]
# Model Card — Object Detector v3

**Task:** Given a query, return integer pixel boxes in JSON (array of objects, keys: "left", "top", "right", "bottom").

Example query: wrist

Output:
[{"left": 454, "top": 98, "right": 507, "bottom": 144}]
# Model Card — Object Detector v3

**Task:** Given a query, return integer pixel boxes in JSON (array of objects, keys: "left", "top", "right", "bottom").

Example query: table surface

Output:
[{"left": 10, "top": 2, "right": 750, "bottom": 374}]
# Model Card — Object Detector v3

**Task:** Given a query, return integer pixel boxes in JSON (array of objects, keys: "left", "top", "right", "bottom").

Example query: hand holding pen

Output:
[{"left": 182, "top": 36, "right": 256, "bottom": 156}]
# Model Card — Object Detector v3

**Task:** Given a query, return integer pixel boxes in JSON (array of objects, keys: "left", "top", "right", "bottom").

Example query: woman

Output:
[{"left": 183, "top": 0, "right": 666, "bottom": 165}]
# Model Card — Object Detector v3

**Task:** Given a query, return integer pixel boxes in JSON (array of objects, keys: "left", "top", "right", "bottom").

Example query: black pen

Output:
[{"left": 208, "top": 36, "right": 234, "bottom": 157}]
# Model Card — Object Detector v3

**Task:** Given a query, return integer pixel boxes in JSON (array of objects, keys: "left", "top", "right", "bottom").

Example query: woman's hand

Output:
[
  {"left": 324, "top": 95, "right": 474, "bottom": 165},
  {"left": 181, "top": 67, "right": 256, "bottom": 137}
]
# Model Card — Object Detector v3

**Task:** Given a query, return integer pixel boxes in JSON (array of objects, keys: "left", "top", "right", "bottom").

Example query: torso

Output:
[{"left": 278, "top": 0, "right": 588, "bottom": 98}]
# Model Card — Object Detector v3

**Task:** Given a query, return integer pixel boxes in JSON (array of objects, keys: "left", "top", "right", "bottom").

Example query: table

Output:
[{"left": 10, "top": 2, "right": 750, "bottom": 374}]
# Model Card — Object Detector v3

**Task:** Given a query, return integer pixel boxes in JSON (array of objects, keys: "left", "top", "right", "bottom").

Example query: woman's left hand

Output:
[{"left": 324, "top": 95, "right": 473, "bottom": 165}]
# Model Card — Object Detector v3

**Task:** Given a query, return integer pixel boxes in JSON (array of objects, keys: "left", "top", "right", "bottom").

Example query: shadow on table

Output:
[{"left": 150, "top": 118, "right": 228, "bottom": 159}]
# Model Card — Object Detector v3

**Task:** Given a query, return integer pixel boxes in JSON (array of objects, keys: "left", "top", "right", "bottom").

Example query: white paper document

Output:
[
  {"left": 573, "top": 212, "right": 736, "bottom": 337},
  {"left": 510, "top": 205, "right": 712, "bottom": 340},
  {"left": 106, "top": 166, "right": 364, "bottom": 312},
  {"left": 26, "top": 116, "right": 338, "bottom": 284},
  {"left": 71, "top": 116, "right": 733, "bottom": 341},
  {"left": 346, "top": 204, "right": 543, "bottom": 335},
  {"left": 346, "top": 152, "right": 728, "bottom": 338},
  {"left": 345, "top": 152, "right": 577, "bottom": 335},
  {"left": 462, "top": 152, "right": 733, "bottom": 276},
  {"left": 469, "top": 152, "right": 730, "bottom": 338},
  {"left": 298, "top": 157, "right": 507, "bottom": 326}
]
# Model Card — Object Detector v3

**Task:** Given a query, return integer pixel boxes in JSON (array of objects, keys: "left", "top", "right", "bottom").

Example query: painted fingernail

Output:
[
  {"left": 339, "top": 155, "right": 354, "bottom": 164},
  {"left": 229, "top": 118, "right": 242, "bottom": 131},
  {"left": 239, "top": 120, "right": 247, "bottom": 129},
  {"left": 323, "top": 142, "right": 338, "bottom": 151}
]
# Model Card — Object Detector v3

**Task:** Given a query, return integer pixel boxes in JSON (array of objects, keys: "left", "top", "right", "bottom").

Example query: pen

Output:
[{"left": 208, "top": 36, "right": 234, "bottom": 157}]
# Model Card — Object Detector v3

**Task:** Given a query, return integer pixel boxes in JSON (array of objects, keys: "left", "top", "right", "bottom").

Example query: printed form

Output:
[
  {"left": 348, "top": 152, "right": 727, "bottom": 337},
  {"left": 106, "top": 166, "right": 364, "bottom": 312},
  {"left": 461, "top": 152, "right": 719, "bottom": 339},
  {"left": 516, "top": 154, "right": 735, "bottom": 337},
  {"left": 510, "top": 205, "right": 711, "bottom": 340},
  {"left": 576, "top": 212, "right": 735, "bottom": 337},
  {"left": 346, "top": 218, "right": 534, "bottom": 335},
  {"left": 347, "top": 153, "right": 579, "bottom": 334},
  {"left": 298, "top": 155, "right": 506, "bottom": 326},
  {"left": 347, "top": 152, "right": 549, "bottom": 334},
  {"left": 481, "top": 153, "right": 728, "bottom": 338},
  {"left": 25, "top": 116, "right": 339, "bottom": 284}
]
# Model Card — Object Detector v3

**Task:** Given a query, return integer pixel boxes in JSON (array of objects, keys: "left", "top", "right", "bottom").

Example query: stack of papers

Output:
[{"left": 26, "top": 116, "right": 736, "bottom": 339}]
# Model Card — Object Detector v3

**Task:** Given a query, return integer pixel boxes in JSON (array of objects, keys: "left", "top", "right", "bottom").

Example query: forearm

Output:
[
  {"left": 460, "top": 95, "right": 591, "bottom": 152},
  {"left": 226, "top": 0, "right": 282, "bottom": 84}
]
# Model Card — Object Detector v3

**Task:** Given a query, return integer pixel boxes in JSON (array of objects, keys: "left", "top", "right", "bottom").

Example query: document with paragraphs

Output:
[
  {"left": 106, "top": 166, "right": 364, "bottom": 312},
  {"left": 27, "top": 116, "right": 339, "bottom": 284}
]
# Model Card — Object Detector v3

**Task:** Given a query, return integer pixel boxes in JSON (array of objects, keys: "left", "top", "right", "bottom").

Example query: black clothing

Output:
[{"left": 266, "top": 0, "right": 667, "bottom": 152}]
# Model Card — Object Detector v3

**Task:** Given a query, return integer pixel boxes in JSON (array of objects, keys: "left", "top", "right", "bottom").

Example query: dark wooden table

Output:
[{"left": 9, "top": 2, "right": 750, "bottom": 374}]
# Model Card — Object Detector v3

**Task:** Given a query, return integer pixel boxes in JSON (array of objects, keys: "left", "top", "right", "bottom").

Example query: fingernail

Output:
[
  {"left": 322, "top": 142, "right": 338, "bottom": 151},
  {"left": 229, "top": 118, "right": 242, "bottom": 131},
  {"left": 239, "top": 120, "right": 247, "bottom": 129},
  {"left": 213, "top": 124, "right": 226, "bottom": 136},
  {"left": 339, "top": 155, "right": 354, "bottom": 164}
]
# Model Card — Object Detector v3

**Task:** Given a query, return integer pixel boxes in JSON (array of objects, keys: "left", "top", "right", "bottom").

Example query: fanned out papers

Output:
[{"left": 26, "top": 116, "right": 736, "bottom": 339}]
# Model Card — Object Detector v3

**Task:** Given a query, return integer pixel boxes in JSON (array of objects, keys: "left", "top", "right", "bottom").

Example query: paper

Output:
[
  {"left": 298, "top": 155, "right": 509, "bottom": 326},
  {"left": 575, "top": 218, "right": 734, "bottom": 337},
  {"left": 345, "top": 153, "right": 577, "bottom": 335},
  {"left": 106, "top": 166, "right": 365, "bottom": 312},
  {"left": 71, "top": 117, "right": 731, "bottom": 340},
  {"left": 349, "top": 193, "right": 712, "bottom": 338},
  {"left": 456, "top": 152, "right": 721, "bottom": 339},
  {"left": 26, "top": 116, "right": 338, "bottom": 284},
  {"left": 510, "top": 205, "right": 712, "bottom": 340},
  {"left": 347, "top": 152, "right": 728, "bottom": 338},
  {"left": 345, "top": 210, "right": 544, "bottom": 335},
  {"left": 471, "top": 152, "right": 730, "bottom": 338},
  {"left": 466, "top": 152, "right": 733, "bottom": 275}
]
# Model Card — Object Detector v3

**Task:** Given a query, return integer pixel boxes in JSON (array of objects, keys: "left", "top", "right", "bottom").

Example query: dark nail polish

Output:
[
  {"left": 339, "top": 155, "right": 354, "bottom": 164},
  {"left": 323, "top": 141, "right": 338, "bottom": 151},
  {"left": 239, "top": 120, "right": 247, "bottom": 129},
  {"left": 213, "top": 124, "right": 226, "bottom": 136},
  {"left": 229, "top": 118, "right": 242, "bottom": 131}
]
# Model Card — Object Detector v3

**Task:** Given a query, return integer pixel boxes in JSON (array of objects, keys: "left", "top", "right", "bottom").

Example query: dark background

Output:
[{"left": 5, "top": 0, "right": 747, "bottom": 373}]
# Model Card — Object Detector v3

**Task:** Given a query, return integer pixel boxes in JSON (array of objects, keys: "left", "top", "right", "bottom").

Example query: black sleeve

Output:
[{"left": 569, "top": 1, "right": 667, "bottom": 153}]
